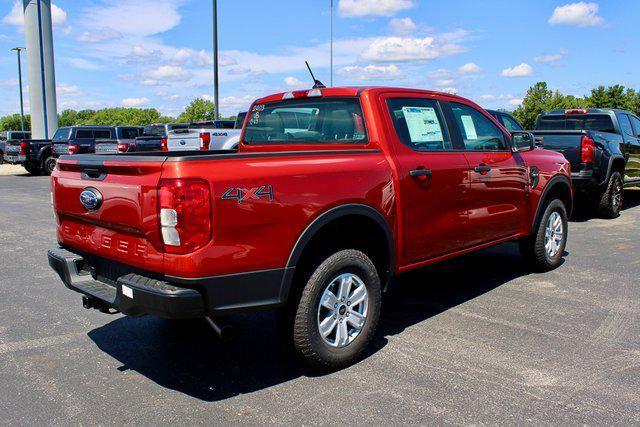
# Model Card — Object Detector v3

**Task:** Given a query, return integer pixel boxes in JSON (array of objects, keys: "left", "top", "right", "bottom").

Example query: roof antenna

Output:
[{"left": 305, "top": 61, "right": 326, "bottom": 89}]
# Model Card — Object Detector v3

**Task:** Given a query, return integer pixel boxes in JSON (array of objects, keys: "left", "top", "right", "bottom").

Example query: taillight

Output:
[
  {"left": 200, "top": 132, "right": 211, "bottom": 150},
  {"left": 564, "top": 109, "right": 588, "bottom": 115},
  {"left": 19, "top": 141, "right": 28, "bottom": 155},
  {"left": 161, "top": 138, "right": 168, "bottom": 152},
  {"left": 68, "top": 143, "right": 79, "bottom": 155},
  {"left": 158, "top": 179, "right": 211, "bottom": 254},
  {"left": 117, "top": 142, "right": 129, "bottom": 153},
  {"left": 581, "top": 136, "right": 595, "bottom": 163}
]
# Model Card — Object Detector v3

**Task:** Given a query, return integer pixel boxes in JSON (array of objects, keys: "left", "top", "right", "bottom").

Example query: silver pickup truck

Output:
[{"left": 166, "top": 119, "right": 242, "bottom": 151}]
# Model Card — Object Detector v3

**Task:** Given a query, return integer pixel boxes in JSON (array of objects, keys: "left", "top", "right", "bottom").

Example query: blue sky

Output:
[{"left": 0, "top": 0, "right": 637, "bottom": 118}]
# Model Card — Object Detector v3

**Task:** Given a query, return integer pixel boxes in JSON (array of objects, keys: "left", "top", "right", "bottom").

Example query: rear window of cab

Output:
[{"left": 243, "top": 98, "right": 367, "bottom": 144}]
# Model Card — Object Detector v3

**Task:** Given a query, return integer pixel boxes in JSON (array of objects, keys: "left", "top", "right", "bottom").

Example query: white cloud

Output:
[
  {"left": 122, "top": 97, "right": 150, "bottom": 107},
  {"left": 458, "top": 62, "right": 482, "bottom": 74},
  {"left": 284, "top": 76, "right": 305, "bottom": 87},
  {"left": 3, "top": 1, "right": 71, "bottom": 33},
  {"left": 339, "top": 0, "right": 414, "bottom": 18},
  {"left": 480, "top": 94, "right": 496, "bottom": 101},
  {"left": 440, "top": 88, "right": 458, "bottom": 95},
  {"left": 360, "top": 34, "right": 466, "bottom": 62},
  {"left": 388, "top": 17, "right": 416, "bottom": 35},
  {"left": 534, "top": 49, "right": 569, "bottom": 63},
  {"left": 77, "top": 27, "right": 122, "bottom": 43},
  {"left": 338, "top": 64, "right": 404, "bottom": 80},
  {"left": 509, "top": 98, "right": 523, "bottom": 106},
  {"left": 435, "top": 79, "right": 456, "bottom": 87},
  {"left": 56, "top": 83, "right": 82, "bottom": 96},
  {"left": 426, "top": 69, "right": 453, "bottom": 79},
  {"left": 145, "top": 65, "right": 192, "bottom": 82},
  {"left": 69, "top": 57, "right": 105, "bottom": 71},
  {"left": 549, "top": 2, "right": 604, "bottom": 27},
  {"left": 220, "top": 95, "right": 257, "bottom": 114},
  {"left": 80, "top": 0, "right": 184, "bottom": 37},
  {"left": 501, "top": 63, "right": 533, "bottom": 78}
]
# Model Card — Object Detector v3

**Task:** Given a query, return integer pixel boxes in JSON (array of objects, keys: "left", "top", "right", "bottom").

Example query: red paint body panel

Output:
[{"left": 51, "top": 87, "right": 571, "bottom": 281}]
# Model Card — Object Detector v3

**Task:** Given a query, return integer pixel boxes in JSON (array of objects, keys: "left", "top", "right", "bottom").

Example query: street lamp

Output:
[
  {"left": 330, "top": 0, "right": 334, "bottom": 87},
  {"left": 212, "top": 0, "right": 220, "bottom": 120},
  {"left": 11, "top": 47, "right": 26, "bottom": 131}
]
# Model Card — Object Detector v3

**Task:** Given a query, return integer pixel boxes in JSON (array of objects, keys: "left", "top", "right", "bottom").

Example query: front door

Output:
[
  {"left": 383, "top": 96, "right": 471, "bottom": 265},
  {"left": 446, "top": 101, "right": 528, "bottom": 246}
]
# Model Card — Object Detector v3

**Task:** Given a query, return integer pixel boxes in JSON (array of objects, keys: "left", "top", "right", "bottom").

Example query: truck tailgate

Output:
[
  {"left": 167, "top": 131, "right": 201, "bottom": 151},
  {"left": 532, "top": 131, "right": 585, "bottom": 172},
  {"left": 52, "top": 156, "right": 167, "bottom": 272}
]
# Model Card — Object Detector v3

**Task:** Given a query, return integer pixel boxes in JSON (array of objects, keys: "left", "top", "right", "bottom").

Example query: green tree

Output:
[
  {"left": 177, "top": 98, "right": 216, "bottom": 123},
  {"left": 58, "top": 109, "right": 78, "bottom": 127},
  {"left": 0, "top": 114, "right": 30, "bottom": 131},
  {"left": 512, "top": 82, "right": 553, "bottom": 129},
  {"left": 587, "top": 85, "right": 609, "bottom": 108}
]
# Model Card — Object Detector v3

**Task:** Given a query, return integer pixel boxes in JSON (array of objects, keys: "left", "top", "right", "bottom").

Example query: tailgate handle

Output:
[{"left": 81, "top": 167, "right": 107, "bottom": 181}]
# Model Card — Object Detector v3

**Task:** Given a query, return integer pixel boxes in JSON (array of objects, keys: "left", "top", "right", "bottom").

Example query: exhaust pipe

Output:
[{"left": 205, "top": 317, "right": 235, "bottom": 341}]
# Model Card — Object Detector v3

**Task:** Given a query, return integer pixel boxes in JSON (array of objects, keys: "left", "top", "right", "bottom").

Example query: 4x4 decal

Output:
[{"left": 222, "top": 185, "right": 274, "bottom": 204}]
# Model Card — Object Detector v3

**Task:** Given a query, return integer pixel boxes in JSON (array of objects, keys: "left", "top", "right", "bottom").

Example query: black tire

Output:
[
  {"left": 520, "top": 199, "right": 568, "bottom": 272},
  {"left": 42, "top": 156, "right": 57, "bottom": 176},
  {"left": 291, "top": 249, "right": 381, "bottom": 370},
  {"left": 597, "top": 171, "right": 623, "bottom": 219},
  {"left": 23, "top": 162, "right": 41, "bottom": 176},
  {"left": 0, "top": 152, "right": 4, "bottom": 165}
]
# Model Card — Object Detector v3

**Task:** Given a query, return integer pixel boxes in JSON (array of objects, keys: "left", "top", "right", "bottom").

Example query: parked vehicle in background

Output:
[
  {"left": 49, "top": 86, "right": 573, "bottom": 370},
  {"left": 234, "top": 112, "right": 247, "bottom": 129},
  {"left": 134, "top": 123, "right": 189, "bottom": 152},
  {"left": 0, "top": 131, "right": 31, "bottom": 165},
  {"left": 94, "top": 126, "right": 143, "bottom": 154},
  {"left": 51, "top": 126, "right": 115, "bottom": 160},
  {"left": 166, "top": 120, "right": 242, "bottom": 151},
  {"left": 532, "top": 108, "right": 640, "bottom": 218},
  {"left": 487, "top": 110, "right": 524, "bottom": 132},
  {"left": 3, "top": 131, "right": 56, "bottom": 175}
]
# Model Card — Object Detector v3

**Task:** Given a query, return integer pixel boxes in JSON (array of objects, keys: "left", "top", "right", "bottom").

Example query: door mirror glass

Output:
[{"left": 512, "top": 131, "right": 535, "bottom": 152}]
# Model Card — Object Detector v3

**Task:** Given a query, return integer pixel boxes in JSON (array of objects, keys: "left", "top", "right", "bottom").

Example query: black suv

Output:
[{"left": 51, "top": 126, "right": 115, "bottom": 158}]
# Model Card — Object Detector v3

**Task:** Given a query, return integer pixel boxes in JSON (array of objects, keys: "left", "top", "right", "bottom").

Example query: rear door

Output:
[
  {"left": 446, "top": 101, "right": 528, "bottom": 246},
  {"left": 383, "top": 95, "right": 471, "bottom": 264},
  {"left": 627, "top": 115, "right": 640, "bottom": 184}
]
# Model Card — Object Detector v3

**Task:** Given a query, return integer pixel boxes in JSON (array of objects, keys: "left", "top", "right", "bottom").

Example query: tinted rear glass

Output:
[
  {"left": 234, "top": 112, "right": 247, "bottom": 129},
  {"left": 143, "top": 125, "right": 166, "bottom": 136},
  {"left": 53, "top": 128, "right": 71, "bottom": 142},
  {"left": 537, "top": 114, "right": 615, "bottom": 133},
  {"left": 118, "top": 128, "right": 140, "bottom": 139},
  {"left": 244, "top": 98, "right": 367, "bottom": 144},
  {"left": 10, "top": 132, "right": 31, "bottom": 140},
  {"left": 167, "top": 124, "right": 189, "bottom": 132}
]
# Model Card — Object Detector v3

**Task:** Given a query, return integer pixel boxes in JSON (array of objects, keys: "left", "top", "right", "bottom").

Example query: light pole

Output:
[
  {"left": 11, "top": 47, "right": 26, "bottom": 131},
  {"left": 212, "top": 0, "right": 220, "bottom": 120},
  {"left": 330, "top": 0, "right": 333, "bottom": 87}
]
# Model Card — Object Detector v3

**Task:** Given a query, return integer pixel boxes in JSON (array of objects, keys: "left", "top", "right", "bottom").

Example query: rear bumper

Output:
[
  {"left": 3, "top": 153, "right": 27, "bottom": 164},
  {"left": 48, "top": 247, "right": 292, "bottom": 318},
  {"left": 571, "top": 170, "right": 598, "bottom": 191}
]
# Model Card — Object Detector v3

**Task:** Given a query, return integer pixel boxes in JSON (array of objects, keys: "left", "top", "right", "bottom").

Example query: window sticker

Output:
[
  {"left": 461, "top": 115, "right": 478, "bottom": 140},
  {"left": 402, "top": 107, "right": 444, "bottom": 142}
]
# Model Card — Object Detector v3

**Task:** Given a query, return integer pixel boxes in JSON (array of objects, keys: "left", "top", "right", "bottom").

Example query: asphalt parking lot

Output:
[{"left": 1, "top": 168, "right": 639, "bottom": 425}]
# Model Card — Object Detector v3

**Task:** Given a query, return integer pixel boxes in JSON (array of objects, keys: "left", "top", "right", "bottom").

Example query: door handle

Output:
[
  {"left": 474, "top": 165, "right": 491, "bottom": 174},
  {"left": 410, "top": 169, "right": 432, "bottom": 178}
]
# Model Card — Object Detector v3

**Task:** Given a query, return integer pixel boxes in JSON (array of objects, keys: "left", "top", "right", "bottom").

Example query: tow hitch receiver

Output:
[{"left": 82, "top": 296, "right": 120, "bottom": 314}]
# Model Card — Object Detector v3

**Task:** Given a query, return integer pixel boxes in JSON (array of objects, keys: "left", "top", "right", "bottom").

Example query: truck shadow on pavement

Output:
[
  {"left": 87, "top": 242, "right": 543, "bottom": 402},
  {"left": 571, "top": 188, "right": 640, "bottom": 222}
]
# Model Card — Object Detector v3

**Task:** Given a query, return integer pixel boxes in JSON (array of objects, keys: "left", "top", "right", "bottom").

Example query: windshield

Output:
[
  {"left": 243, "top": 98, "right": 367, "bottom": 144},
  {"left": 537, "top": 114, "right": 615, "bottom": 133},
  {"left": 52, "top": 128, "right": 71, "bottom": 142}
]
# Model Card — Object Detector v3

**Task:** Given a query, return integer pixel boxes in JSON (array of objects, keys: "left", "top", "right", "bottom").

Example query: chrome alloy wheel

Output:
[
  {"left": 317, "top": 273, "right": 369, "bottom": 348},
  {"left": 544, "top": 211, "right": 564, "bottom": 258},
  {"left": 612, "top": 180, "right": 623, "bottom": 211}
]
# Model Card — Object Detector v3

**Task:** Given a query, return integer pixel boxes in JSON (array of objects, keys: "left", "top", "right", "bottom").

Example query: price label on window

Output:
[
  {"left": 461, "top": 115, "right": 478, "bottom": 140},
  {"left": 402, "top": 107, "right": 444, "bottom": 143}
]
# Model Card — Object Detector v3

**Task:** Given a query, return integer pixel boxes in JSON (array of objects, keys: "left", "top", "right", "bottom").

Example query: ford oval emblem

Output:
[
  {"left": 179, "top": 140, "right": 186, "bottom": 146},
  {"left": 80, "top": 188, "right": 103, "bottom": 211}
]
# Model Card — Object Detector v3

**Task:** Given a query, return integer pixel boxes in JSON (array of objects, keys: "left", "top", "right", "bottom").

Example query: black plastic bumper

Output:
[
  {"left": 48, "top": 248, "right": 205, "bottom": 319},
  {"left": 571, "top": 170, "right": 598, "bottom": 191}
]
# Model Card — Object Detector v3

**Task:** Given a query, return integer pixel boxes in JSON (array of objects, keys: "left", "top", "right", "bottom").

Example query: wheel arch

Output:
[
  {"left": 532, "top": 174, "right": 573, "bottom": 231},
  {"left": 282, "top": 204, "right": 395, "bottom": 301}
]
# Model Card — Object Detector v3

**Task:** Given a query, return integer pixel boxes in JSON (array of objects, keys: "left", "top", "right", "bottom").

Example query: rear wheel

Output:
[
  {"left": 520, "top": 199, "right": 568, "bottom": 272},
  {"left": 43, "top": 156, "right": 57, "bottom": 176},
  {"left": 291, "top": 249, "right": 381, "bottom": 370},
  {"left": 23, "top": 162, "right": 41, "bottom": 176},
  {"left": 597, "top": 171, "right": 623, "bottom": 219}
]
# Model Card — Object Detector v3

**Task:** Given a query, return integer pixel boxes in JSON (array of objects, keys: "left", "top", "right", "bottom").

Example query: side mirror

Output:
[{"left": 511, "top": 131, "right": 536, "bottom": 152}]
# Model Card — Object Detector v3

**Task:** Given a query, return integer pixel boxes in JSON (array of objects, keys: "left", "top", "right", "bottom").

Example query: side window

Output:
[
  {"left": 618, "top": 114, "right": 635, "bottom": 137},
  {"left": 120, "top": 128, "right": 138, "bottom": 139},
  {"left": 386, "top": 98, "right": 451, "bottom": 151},
  {"left": 450, "top": 103, "right": 507, "bottom": 151},
  {"left": 630, "top": 116, "right": 640, "bottom": 137},
  {"left": 501, "top": 114, "right": 524, "bottom": 132},
  {"left": 75, "top": 129, "right": 93, "bottom": 139}
]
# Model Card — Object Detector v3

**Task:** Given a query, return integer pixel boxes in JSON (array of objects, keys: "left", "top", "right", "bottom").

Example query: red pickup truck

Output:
[{"left": 48, "top": 87, "right": 572, "bottom": 369}]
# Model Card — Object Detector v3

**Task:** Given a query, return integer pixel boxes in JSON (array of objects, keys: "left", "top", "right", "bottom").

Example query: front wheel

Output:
[
  {"left": 520, "top": 199, "right": 568, "bottom": 272},
  {"left": 292, "top": 249, "right": 381, "bottom": 370}
]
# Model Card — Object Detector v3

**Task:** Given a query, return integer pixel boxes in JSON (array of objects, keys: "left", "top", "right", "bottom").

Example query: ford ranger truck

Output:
[
  {"left": 48, "top": 87, "right": 573, "bottom": 370},
  {"left": 533, "top": 108, "right": 640, "bottom": 218}
]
